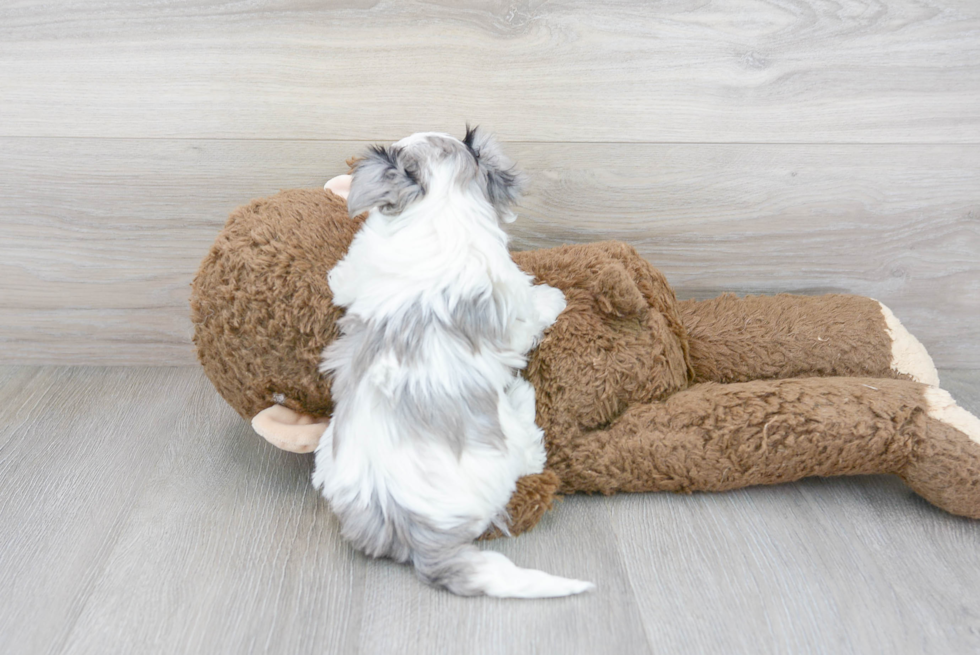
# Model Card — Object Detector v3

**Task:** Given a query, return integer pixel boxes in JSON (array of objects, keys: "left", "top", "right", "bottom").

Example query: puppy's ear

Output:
[
  {"left": 463, "top": 125, "right": 526, "bottom": 219},
  {"left": 347, "top": 145, "right": 425, "bottom": 217}
]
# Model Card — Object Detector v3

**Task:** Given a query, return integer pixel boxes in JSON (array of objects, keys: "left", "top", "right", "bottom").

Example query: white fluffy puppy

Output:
[{"left": 312, "top": 128, "right": 593, "bottom": 598}]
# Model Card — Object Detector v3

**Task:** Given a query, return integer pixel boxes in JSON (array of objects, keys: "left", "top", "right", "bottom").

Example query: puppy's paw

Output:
[
  {"left": 520, "top": 427, "right": 548, "bottom": 476},
  {"left": 534, "top": 283, "right": 567, "bottom": 329},
  {"left": 326, "top": 260, "right": 357, "bottom": 307},
  {"left": 503, "top": 378, "right": 547, "bottom": 475}
]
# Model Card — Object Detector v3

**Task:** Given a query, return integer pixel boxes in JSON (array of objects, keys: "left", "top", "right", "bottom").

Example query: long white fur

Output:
[{"left": 312, "top": 132, "right": 593, "bottom": 598}]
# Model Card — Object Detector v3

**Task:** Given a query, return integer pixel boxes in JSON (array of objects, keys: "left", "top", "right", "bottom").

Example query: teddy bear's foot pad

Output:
[
  {"left": 880, "top": 302, "right": 940, "bottom": 386},
  {"left": 925, "top": 387, "right": 980, "bottom": 445}
]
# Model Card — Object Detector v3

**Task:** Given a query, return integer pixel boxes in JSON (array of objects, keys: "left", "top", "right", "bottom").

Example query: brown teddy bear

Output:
[{"left": 190, "top": 184, "right": 980, "bottom": 538}]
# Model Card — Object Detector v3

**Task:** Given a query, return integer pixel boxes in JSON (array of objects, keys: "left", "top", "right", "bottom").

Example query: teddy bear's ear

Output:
[
  {"left": 347, "top": 145, "right": 426, "bottom": 218},
  {"left": 463, "top": 125, "right": 526, "bottom": 221},
  {"left": 324, "top": 174, "right": 351, "bottom": 200},
  {"left": 591, "top": 262, "right": 649, "bottom": 318},
  {"left": 251, "top": 405, "right": 330, "bottom": 454}
]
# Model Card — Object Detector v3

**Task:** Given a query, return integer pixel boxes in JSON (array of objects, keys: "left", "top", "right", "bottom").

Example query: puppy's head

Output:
[{"left": 347, "top": 126, "right": 526, "bottom": 222}]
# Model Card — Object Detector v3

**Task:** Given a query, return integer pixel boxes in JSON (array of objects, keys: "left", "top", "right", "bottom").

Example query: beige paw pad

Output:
[
  {"left": 925, "top": 387, "right": 980, "bottom": 446},
  {"left": 879, "top": 302, "right": 940, "bottom": 387}
]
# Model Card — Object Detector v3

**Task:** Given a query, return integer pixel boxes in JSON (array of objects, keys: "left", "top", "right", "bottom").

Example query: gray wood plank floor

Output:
[{"left": 2, "top": 366, "right": 979, "bottom": 655}]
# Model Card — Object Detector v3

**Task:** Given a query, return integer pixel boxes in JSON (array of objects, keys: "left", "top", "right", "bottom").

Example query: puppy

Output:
[{"left": 312, "top": 128, "right": 593, "bottom": 598}]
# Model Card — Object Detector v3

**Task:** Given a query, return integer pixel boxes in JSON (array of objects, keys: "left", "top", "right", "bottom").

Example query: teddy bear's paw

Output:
[
  {"left": 879, "top": 301, "right": 940, "bottom": 386},
  {"left": 925, "top": 387, "right": 980, "bottom": 445}
]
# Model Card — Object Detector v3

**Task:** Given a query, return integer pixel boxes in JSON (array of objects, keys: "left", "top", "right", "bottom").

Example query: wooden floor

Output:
[{"left": 1, "top": 366, "right": 978, "bottom": 655}]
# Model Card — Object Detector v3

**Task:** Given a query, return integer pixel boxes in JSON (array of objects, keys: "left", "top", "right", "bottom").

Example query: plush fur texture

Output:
[
  {"left": 190, "top": 174, "right": 980, "bottom": 559},
  {"left": 191, "top": 189, "right": 358, "bottom": 421},
  {"left": 311, "top": 131, "right": 590, "bottom": 598}
]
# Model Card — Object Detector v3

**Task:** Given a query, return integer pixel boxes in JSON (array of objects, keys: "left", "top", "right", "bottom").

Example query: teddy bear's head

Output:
[{"left": 191, "top": 189, "right": 361, "bottom": 425}]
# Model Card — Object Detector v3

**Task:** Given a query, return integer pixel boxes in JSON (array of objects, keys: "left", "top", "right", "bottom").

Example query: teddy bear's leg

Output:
[
  {"left": 677, "top": 294, "right": 939, "bottom": 386},
  {"left": 547, "top": 376, "right": 980, "bottom": 518},
  {"left": 478, "top": 471, "right": 562, "bottom": 540},
  {"left": 904, "top": 387, "right": 980, "bottom": 517}
]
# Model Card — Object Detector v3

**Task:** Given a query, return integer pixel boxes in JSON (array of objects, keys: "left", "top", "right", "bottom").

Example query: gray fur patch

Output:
[
  {"left": 321, "top": 292, "right": 512, "bottom": 458},
  {"left": 329, "top": 486, "right": 504, "bottom": 596},
  {"left": 463, "top": 125, "right": 526, "bottom": 215},
  {"left": 449, "top": 292, "right": 506, "bottom": 353},
  {"left": 348, "top": 128, "right": 525, "bottom": 221},
  {"left": 347, "top": 145, "right": 426, "bottom": 217}
]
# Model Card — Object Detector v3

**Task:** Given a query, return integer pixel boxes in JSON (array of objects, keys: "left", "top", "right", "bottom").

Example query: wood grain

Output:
[
  {"left": 607, "top": 476, "right": 980, "bottom": 654},
  {"left": 1, "top": 366, "right": 978, "bottom": 654},
  {"left": 355, "top": 497, "right": 652, "bottom": 655},
  {"left": 0, "top": 367, "right": 208, "bottom": 655},
  {"left": 1, "top": 0, "right": 978, "bottom": 142},
  {"left": 57, "top": 376, "right": 367, "bottom": 655},
  {"left": 0, "top": 137, "right": 354, "bottom": 366},
  {"left": 2, "top": 138, "right": 977, "bottom": 367}
]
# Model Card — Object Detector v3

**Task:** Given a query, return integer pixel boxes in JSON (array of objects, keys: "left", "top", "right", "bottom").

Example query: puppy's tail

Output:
[{"left": 414, "top": 545, "right": 594, "bottom": 599}]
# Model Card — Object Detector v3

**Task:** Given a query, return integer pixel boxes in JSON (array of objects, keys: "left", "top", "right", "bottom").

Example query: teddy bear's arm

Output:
[
  {"left": 544, "top": 375, "right": 980, "bottom": 519},
  {"left": 677, "top": 294, "right": 938, "bottom": 386}
]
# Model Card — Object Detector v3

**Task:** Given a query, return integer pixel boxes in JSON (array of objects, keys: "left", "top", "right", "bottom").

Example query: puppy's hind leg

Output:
[{"left": 501, "top": 377, "right": 548, "bottom": 476}]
